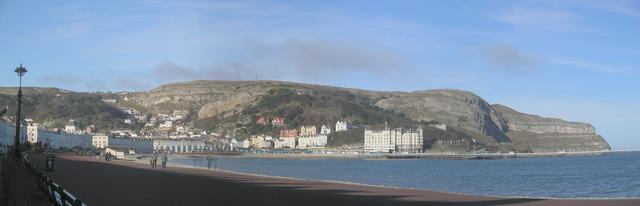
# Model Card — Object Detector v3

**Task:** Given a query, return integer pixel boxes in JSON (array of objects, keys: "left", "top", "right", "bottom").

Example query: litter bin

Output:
[{"left": 46, "top": 156, "right": 55, "bottom": 172}]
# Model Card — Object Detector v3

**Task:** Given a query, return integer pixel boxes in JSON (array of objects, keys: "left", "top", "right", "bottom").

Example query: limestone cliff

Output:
[
  {"left": 374, "top": 89, "right": 510, "bottom": 143},
  {"left": 491, "top": 104, "right": 610, "bottom": 152}
]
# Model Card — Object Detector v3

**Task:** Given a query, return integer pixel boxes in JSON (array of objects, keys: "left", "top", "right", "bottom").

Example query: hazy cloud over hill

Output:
[
  {"left": 481, "top": 44, "right": 539, "bottom": 71},
  {"left": 150, "top": 38, "right": 406, "bottom": 84}
]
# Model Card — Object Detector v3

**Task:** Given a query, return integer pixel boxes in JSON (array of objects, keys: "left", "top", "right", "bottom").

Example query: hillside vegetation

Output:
[{"left": 0, "top": 88, "right": 128, "bottom": 129}]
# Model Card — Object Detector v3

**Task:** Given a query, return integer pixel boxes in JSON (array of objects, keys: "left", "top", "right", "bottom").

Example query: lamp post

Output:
[{"left": 14, "top": 64, "right": 27, "bottom": 158}]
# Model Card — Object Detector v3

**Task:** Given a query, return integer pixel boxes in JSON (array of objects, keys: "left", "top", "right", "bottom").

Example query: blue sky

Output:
[{"left": 0, "top": 0, "right": 638, "bottom": 149}]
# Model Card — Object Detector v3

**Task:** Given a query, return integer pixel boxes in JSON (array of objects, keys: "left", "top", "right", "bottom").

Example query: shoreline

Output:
[{"left": 171, "top": 150, "right": 617, "bottom": 160}]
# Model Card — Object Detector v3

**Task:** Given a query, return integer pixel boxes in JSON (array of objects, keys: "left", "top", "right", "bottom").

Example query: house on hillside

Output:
[
  {"left": 279, "top": 129, "right": 298, "bottom": 138},
  {"left": 299, "top": 125, "right": 317, "bottom": 137},
  {"left": 272, "top": 116, "right": 285, "bottom": 126},
  {"left": 256, "top": 116, "right": 268, "bottom": 125},
  {"left": 320, "top": 125, "right": 331, "bottom": 135},
  {"left": 335, "top": 120, "right": 350, "bottom": 132}
]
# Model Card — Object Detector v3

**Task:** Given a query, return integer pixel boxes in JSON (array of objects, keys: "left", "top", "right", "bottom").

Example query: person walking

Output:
[
  {"left": 161, "top": 152, "right": 168, "bottom": 168},
  {"left": 152, "top": 153, "right": 158, "bottom": 168}
]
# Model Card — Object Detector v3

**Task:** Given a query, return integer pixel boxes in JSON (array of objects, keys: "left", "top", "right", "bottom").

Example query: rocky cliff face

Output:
[
  {"left": 492, "top": 104, "right": 610, "bottom": 152},
  {"left": 132, "top": 80, "right": 386, "bottom": 119},
  {"left": 125, "top": 80, "right": 610, "bottom": 152},
  {"left": 374, "top": 89, "right": 510, "bottom": 143},
  {"left": 134, "top": 81, "right": 271, "bottom": 118},
  {"left": 491, "top": 104, "right": 595, "bottom": 134}
]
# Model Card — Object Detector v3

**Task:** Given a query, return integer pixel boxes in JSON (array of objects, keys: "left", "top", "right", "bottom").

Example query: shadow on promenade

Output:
[
  {"left": 47, "top": 156, "right": 543, "bottom": 206},
  {"left": 0, "top": 157, "right": 49, "bottom": 206}
]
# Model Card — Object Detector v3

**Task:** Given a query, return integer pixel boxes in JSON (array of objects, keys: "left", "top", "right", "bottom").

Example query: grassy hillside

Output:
[
  {"left": 0, "top": 92, "right": 128, "bottom": 129},
  {"left": 195, "top": 88, "right": 418, "bottom": 138}
]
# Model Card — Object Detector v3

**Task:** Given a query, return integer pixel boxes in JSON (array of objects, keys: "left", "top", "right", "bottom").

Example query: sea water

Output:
[{"left": 172, "top": 151, "right": 640, "bottom": 199}]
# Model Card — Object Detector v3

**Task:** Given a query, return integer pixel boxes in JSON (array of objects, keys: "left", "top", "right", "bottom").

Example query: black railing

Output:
[{"left": 21, "top": 152, "right": 86, "bottom": 206}]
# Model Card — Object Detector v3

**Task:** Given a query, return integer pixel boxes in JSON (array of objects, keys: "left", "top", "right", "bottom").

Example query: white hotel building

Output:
[{"left": 364, "top": 126, "right": 423, "bottom": 153}]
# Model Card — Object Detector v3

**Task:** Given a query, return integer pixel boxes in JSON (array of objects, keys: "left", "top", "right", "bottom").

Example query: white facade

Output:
[
  {"left": 242, "top": 140, "right": 250, "bottom": 149},
  {"left": 231, "top": 139, "right": 249, "bottom": 150},
  {"left": 430, "top": 124, "right": 447, "bottom": 131},
  {"left": 275, "top": 137, "right": 296, "bottom": 149},
  {"left": 160, "top": 121, "right": 173, "bottom": 129},
  {"left": 297, "top": 135, "right": 328, "bottom": 149},
  {"left": 92, "top": 134, "right": 109, "bottom": 149},
  {"left": 105, "top": 147, "right": 126, "bottom": 159},
  {"left": 250, "top": 136, "right": 271, "bottom": 149},
  {"left": 27, "top": 123, "right": 39, "bottom": 143},
  {"left": 273, "top": 139, "right": 285, "bottom": 149},
  {"left": 153, "top": 139, "right": 208, "bottom": 153},
  {"left": 25, "top": 123, "right": 92, "bottom": 149},
  {"left": 364, "top": 127, "right": 423, "bottom": 153},
  {"left": 176, "top": 125, "right": 187, "bottom": 134},
  {"left": 335, "top": 121, "right": 350, "bottom": 132},
  {"left": 320, "top": 125, "right": 331, "bottom": 135},
  {"left": 64, "top": 125, "right": 76, "bottom": 134},
  {"left": 299, "top": 125, "right": 317, "bottom": 136}
]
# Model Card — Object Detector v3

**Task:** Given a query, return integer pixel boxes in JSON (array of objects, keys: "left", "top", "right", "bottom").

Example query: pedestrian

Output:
[
  {"left": 153, "top": 153, "right": 158, "bottom": 168},
  {"left": 162, "top": 152, "right": 167, "bottom": 168}
]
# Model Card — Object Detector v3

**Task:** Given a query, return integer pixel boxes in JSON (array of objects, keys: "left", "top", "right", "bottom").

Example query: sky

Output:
[{"left": 0, "top": 0, "right": 638, "bottom": 149}]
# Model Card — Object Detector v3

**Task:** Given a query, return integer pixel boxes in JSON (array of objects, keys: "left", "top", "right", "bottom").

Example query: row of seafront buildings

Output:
[
  {"left": 239, "top": 120, "right": 353, "bottom": 150},
  {"left": 0, "top": 120, "right": 211, "bottom": 154},
  {"left": 243, "top": 118, "right": 426, "bottom": 154}
]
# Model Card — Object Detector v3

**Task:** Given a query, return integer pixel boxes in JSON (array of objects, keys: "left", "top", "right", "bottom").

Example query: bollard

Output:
[{"left": 46, "top": 156, "right": 55, "bottom": 172}]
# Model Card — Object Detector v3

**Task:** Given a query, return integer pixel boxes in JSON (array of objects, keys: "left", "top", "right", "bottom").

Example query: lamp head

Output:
[{"left": 15, "top": 64, "right": 27, "bottom": 77}]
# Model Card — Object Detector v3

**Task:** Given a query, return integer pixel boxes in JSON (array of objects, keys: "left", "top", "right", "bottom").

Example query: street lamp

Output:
[{"left": 14, "top": 64, "right": 27, "bottom": 158}]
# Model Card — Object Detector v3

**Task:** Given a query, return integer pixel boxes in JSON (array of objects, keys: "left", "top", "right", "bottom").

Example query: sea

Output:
[{"left": 172, "top": 151, "right": 640, "bottom": 199}]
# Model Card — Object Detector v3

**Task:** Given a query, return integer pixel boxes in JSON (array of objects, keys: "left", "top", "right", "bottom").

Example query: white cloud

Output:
[
  {"left": 550, "top": 58, "right": 637, "bottom": 74},
  {"left": 550, "top": 0, "right": 640, "bottom": 18},
  {"left": 496, "top": 7, "right": 582, "bottom": 32}
]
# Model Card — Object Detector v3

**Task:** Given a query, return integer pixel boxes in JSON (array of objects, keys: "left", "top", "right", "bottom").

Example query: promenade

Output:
[
  {"left": 49, "top": 154, "right": 639, "bottom": 206},
  {"left": 0, "top": 156, "right": 49, "bottom": 206}
]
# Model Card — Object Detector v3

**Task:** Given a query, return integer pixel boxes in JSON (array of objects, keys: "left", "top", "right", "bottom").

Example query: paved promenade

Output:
[
  {"left": 0, "top": 157, "right": 49, "bottom": 206},
  {"left": 48, "top": 155, "right": 639, "bottom": 206}
]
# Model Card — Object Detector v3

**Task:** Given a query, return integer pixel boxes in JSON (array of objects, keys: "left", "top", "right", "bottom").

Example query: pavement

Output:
[
  {"left": 47, "top": 154, "right": 640, "bottom": 206},
  {"left": 0, "top": 156, "right": 49, "bottom": 206}
]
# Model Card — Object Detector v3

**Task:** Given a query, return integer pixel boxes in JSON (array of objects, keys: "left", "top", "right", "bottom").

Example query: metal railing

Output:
[{"left": 21, "top": 152, "right": 87, "bottom": 206}]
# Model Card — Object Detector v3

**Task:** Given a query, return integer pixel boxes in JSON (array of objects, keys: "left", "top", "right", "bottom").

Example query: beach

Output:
[{"left": 44, "top": 154, "right": 639, "bottom": 206}]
